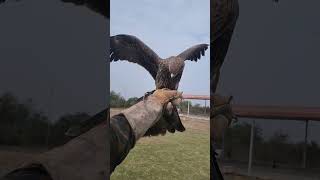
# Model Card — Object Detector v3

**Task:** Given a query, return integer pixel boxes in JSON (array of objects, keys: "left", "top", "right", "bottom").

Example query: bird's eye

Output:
[{"left": 170, "top": 73, "right": 174, "bottom": 78}]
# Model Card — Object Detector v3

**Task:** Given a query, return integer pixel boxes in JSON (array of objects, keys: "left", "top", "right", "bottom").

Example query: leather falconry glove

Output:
[
  {"left": 134, "top": 90, "right": 185, "bottom": 136},
  {"left": 122, "top": 89, "right": 182, "bottom": 141},
  {"left": 212, "top": 94, "right": 237, "bottom": 140}
]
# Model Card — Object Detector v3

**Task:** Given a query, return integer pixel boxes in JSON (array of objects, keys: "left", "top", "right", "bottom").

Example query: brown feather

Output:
[
  {"left": 177, "top": 44, "right": 209, "bottom": 61},
  {"left": 110, "top": 34, "right": 160, "bottom": 79}
]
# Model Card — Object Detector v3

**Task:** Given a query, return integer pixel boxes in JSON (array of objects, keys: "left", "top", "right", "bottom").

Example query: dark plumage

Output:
[
  {"left": 110, "top": 34, "right": 208, "bottom": 90},
  {"left": 110, "top": 34, "right": 208, "bottom": 134}
]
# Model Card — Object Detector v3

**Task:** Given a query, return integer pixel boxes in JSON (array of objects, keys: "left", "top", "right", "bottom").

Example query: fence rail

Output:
[
  {"left": 233, "top": 105, "right": 320, "bottom": 121},
  {"left": 182, "top": 94, "right": 210, "bottom": 100},
  {"left": 181, "top": 94, "right": 209, "bottom": 116},
  {"left": 227, "top": 104, "right": 320, "bottom": 175}
]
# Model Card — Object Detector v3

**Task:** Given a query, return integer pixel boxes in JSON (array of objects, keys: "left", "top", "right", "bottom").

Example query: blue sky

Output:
[{"left": 110, "top": 0, "right": 210, "bottom": 104}]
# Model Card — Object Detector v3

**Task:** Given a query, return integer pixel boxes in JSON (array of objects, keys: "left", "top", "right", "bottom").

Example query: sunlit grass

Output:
[{"left": 111, "top": 129, "right": 209, "bottom": 180}]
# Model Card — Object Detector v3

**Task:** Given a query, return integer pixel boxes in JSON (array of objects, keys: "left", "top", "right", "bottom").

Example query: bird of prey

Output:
[
  {"left": 111, "top": 34, "right": 208, "bottom": 90},
  {"left": 110, "top": 34, "right": 209, "bottom": 135}
]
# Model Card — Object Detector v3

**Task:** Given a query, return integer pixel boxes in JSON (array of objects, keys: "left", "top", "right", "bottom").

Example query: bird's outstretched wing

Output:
[
  {"left": 177, "top": 44, "right": 209, "bottom": 62},
  {"left": 110, "top": 34, "right": 160, "bottom": 79}
]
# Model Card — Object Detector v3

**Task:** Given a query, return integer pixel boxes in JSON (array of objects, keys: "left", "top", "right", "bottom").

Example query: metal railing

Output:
[
  {"left": 232, "top": 105, "right": 320, "bottom": 175},
  {"left": 182, "top": 94, "right": 210, "bottom": 117}
]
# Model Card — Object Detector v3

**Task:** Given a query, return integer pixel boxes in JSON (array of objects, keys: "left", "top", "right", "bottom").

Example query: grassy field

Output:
[{"left": 111, "top": 116, "right": 210, "bottom": 180}]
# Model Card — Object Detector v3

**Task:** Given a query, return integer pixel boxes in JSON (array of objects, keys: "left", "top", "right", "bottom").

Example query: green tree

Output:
[
  {"left": 178, "top": 100, "right": 191, "bottom": 114},
  {"left": 224, "top": 122, "right": 263, "bottom": 161},
  {"left": 110, "top": 91, "right": 126, "bottom": 108},
  {"left": 125, "top": 97, "right": 139, "bottom": 107}
]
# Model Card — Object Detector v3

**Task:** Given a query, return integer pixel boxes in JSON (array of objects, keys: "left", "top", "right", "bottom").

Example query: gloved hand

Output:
[
  {"left": 143, "top": 101, "right": 184, "bottom": 136},
  {"left": 122, "top": 88, "right": 182, "bottom": 141},
  {"left": 212, "top": 94, "right": 237, "bottom": 140},
  {"left": 134, "top": 90, "right": 185, "bottom": 137}
]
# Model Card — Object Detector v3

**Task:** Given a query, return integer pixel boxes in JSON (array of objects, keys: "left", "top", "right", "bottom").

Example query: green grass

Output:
[{"left": 111, "top": 129, "right": 209, "bottom": 180}]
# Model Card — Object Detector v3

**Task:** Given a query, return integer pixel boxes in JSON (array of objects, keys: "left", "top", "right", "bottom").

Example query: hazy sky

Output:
[
  {"left": 110, "top": 0, "right": 210, "bottom": 105},
  {"left": 218, "top": 0, "right": 320, "bottom": 143},
  {"left": 0, "top": 0, "right": 107, "bottom": 121}
]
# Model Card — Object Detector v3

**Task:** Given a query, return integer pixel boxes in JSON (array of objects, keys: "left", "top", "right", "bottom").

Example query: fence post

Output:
[
  {"left": 187, "top": 101, "right": 190, "bottom": 116},
  {"left": 248, "top": 119, "right": 255, "bottom": 176}
]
